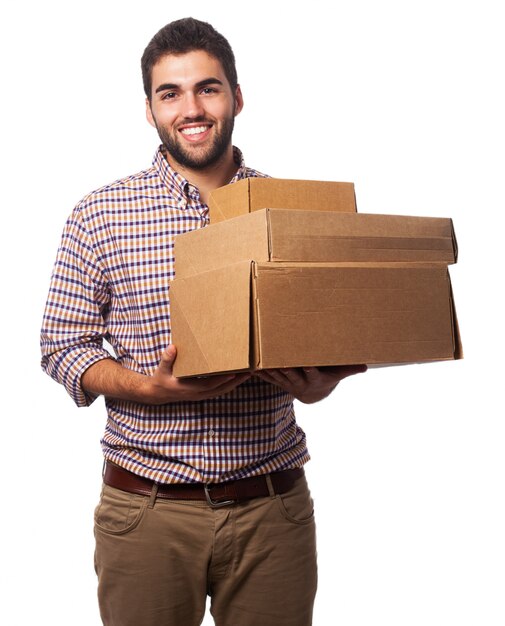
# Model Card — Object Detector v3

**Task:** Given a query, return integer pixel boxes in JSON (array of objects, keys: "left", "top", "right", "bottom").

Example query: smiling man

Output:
[
  {"left": 41, "top": 17, "right": 366, "bottom": 626},
  {"left": 146, "top": 49, "right": 243, "bottom": 202},
  {"left": 148, "top": 52, "right": 240, "bottom": 166}
]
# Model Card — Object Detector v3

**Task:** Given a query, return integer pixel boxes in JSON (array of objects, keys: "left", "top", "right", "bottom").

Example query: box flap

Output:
[
  {"left": 174, "top": 210, "right": 269, "bottom": 278},
  {"left": 170, "top": 261, "right": 252, "bottom": 377},
  {"left": 448, "top": 271, "right": 463, "bottom": 359},
  {"left": 208, "top": 179, "right": 251, "bottom": 223},
  {"left": 450, "top": 219, "right": 459, "bottom": 263},
  {"left": 268, "top": 210, "right": 457, "bottom": 264}
]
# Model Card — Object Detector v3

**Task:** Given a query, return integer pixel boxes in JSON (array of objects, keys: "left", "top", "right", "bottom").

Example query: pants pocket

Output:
[
  {"left": 275, "top": 475, "right": 315, "bottom": 525},
  {"left": 94, "top": 484, "right": 148, "bottom": 535}
]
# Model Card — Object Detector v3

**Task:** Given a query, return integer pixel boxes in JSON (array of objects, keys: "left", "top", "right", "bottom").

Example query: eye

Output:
[
  {"left": 200, "top": 87, "right": 218, "bottom": 95},
  {"left": 161, "top": 91, "right": 178, "bottom": 100}
]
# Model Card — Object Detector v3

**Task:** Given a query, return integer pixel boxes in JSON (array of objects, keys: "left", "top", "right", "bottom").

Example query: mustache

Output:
[{"left": 176, "top": 117, "right": 213, "bottom": 128}]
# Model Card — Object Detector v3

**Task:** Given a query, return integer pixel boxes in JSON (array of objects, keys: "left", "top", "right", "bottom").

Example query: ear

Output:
[
  {"left": 146, "top": 98, "right": 156, "bottom": 128},
  {"left": 234, "top": 85, "right": 244, "bottom": 117}
]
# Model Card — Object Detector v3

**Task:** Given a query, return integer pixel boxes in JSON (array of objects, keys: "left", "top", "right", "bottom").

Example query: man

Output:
[{"left": 41, "top": 17, "right": 366, "bottom": 626}]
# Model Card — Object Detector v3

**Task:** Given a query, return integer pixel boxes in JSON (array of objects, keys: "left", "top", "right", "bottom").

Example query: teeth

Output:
[{"left": 180, "top": 125, "right": 209, "bottom": 136}]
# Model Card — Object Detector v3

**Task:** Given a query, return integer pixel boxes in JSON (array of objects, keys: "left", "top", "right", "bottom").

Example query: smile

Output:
[{"left": 179, "top": 125, "right": 212, "bottom": 136}]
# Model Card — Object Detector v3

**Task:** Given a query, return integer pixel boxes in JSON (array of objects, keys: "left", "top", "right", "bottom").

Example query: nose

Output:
[{"left": 181, "top": 91, "right": 204, "bottom": 119}]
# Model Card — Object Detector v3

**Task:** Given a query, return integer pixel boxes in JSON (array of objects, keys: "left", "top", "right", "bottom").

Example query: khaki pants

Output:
[{"left": 94, "top": 472, "right": 317, "bottom": 626}]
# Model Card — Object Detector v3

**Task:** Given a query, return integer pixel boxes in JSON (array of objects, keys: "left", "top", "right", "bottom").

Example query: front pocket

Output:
[
  {"left": 275, "top": 476, "right": 315, "bottom": 525},
  {"left": 94, "top": 485, "right": 148, "bottom": 535}
]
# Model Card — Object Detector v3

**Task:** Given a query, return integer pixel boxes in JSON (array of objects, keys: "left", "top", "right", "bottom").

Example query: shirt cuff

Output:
[{"left": 58, "top": 348, "right": 115, "bottom": 408}]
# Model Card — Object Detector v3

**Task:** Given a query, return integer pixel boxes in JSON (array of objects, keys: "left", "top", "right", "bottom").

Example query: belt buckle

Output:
[{"left": 204, "top": 483, "right": 236, "bottom": 508}]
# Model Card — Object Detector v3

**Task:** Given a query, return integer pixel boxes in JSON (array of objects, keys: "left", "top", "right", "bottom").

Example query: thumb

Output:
[{"left": 159, "top": 344, "right": 177, "bottom": 374}]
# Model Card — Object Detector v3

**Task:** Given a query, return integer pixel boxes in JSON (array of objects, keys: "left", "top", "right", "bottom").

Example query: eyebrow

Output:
[{"left": 155, "top": 77, "right": 224, "bottom": 94}]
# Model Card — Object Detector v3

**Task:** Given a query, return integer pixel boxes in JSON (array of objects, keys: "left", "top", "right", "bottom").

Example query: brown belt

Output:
[{"left": 103, "top": 462, "right": 304, "bottom": 508}]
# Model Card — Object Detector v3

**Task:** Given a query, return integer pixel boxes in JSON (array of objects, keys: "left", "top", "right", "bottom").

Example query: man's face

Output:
[{"left": 146, "top": 50, "right": 243, "bottom": 172}]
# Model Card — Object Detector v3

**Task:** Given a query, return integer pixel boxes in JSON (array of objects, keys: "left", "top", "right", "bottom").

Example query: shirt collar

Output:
[
  {"left": 152, "top": 145, "right": 248, "bottom": 206},
  {"left": 229, "top": 146, "right": 248, "bottom": 183}
]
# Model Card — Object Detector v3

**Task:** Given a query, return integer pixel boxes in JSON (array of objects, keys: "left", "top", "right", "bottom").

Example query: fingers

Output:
[
  {"left": 176, "top": 372, "right": 251, "bottom": 400},
  {"left": 155, "top": 355, "right": 367, "bottom": 403},
  {"left": 341, "top": 364, "right": 368, "bottom": 378},
  {"left": 320, "top": 364, "right": 368, "bottom": 382},
  {"left": 199, "top": 373, "right": 251, "bottom": 398},
  {"left": 258, "top": 368, "right": 308, "bottom": 385},
  {"left": 257, "top": 364, "right": 367, "bottom": 398},
  {"left": 256, "top": 369, "right": 293, "bottom": 386},
  {"left": 186, "top": 372, "right": 246, "bottom": 390},
  {"left": 159, "top": 345, "right": 177, "bottom": 374}
]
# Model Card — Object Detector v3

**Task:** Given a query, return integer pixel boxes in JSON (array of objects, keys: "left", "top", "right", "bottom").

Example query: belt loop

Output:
[
  {"left": 265, "top": 474, "right": 276, "bottom": 498},
  {"left": 148, "top": 483, "right": 159, "bottom": 509}
]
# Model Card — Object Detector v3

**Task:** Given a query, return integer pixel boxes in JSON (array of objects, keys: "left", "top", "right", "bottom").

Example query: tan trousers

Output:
[{"left": 94, "top": 472, "right": 317, "bottom": 626}]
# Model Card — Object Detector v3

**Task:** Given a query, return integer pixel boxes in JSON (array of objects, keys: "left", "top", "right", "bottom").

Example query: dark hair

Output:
[{"left": 141, "top": 17, "right": 238, "bottom": 100}]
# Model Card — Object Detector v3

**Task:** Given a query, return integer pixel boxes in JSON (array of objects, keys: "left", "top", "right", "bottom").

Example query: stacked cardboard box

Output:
[{"left": 170, "top": 179, "right": 462, "bottom": 377}]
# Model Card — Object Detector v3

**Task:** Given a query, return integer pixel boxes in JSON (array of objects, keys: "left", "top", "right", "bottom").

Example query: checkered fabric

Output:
[{"left": 41, "top": 146, "right": 309, "bottom": 483}]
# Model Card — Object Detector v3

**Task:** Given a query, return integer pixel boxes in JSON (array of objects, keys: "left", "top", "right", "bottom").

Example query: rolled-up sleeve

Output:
[{"left": 40, "top": 205, "right": 114, "bottom": 407}]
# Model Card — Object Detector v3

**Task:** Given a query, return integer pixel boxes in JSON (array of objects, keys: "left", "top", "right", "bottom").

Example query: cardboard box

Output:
[
  {"left": 170, "top": 261, "right": 462, "bottom": 377},
  {"left": 208, "top": 178, "right": 357, "bottom": 223},
  {"left": 175, "top": 209, "right": 457, "bottom": 278}
]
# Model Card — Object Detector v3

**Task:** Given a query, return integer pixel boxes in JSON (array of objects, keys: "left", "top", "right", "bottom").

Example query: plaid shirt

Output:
[{"left": 41, "top": 146, "right": 310, "bottom": 484}]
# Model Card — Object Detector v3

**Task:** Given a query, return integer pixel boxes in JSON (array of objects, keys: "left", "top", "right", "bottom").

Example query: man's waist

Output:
[{"left": 103, "top": 461, "right": 304, "bottom": 507}]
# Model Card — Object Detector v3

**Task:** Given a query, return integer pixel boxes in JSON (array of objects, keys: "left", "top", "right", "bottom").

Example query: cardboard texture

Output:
[
  {"left": 170, "top": 261, "right": 251, "bottom": 375},
  {"left": 171, "top": 177, "right": 461, "bottom": 377},
  {"left": 208, "top": 178, "right": 357, "bottom": 223},
  {"left": 174, "top": 209, "right": 458, "bottom": 278},
  {"left": 171, "top": 261, "right": 462, "bottom": 378}
]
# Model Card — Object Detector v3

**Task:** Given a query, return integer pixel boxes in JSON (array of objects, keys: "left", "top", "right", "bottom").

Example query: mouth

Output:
[{"left": 178, "top": 124, "right": 213, "bottom": 142}]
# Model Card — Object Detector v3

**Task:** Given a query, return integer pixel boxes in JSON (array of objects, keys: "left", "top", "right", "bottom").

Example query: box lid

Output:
[
  {"left": 174, "top": 209, "right": 458, "bottom": 278},
  {"left": 208, "top": 177, "right": 357, "bottom": 223}
]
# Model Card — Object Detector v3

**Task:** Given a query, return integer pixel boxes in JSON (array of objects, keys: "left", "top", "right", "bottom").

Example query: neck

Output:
[{"left": 167, "top": 145, "right": 238, "bottom": 206}]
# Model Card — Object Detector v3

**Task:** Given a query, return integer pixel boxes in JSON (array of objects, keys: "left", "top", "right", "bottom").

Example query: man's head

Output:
[
  {"left": 141, "top": 18, "right": 238, "bottom": 104},
  {"left": 142, "top": 18, "right": 243, "bottom": 174}
]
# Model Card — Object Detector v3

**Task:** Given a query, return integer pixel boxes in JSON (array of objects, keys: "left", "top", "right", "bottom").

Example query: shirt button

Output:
[{"left": 208, "top": 429, "right": 215, "bottom": 437}]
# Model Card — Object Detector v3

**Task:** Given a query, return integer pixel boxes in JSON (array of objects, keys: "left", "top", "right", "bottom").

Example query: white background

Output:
[{"left": 1, "top": 0, "right": 503, "bottom": 624}]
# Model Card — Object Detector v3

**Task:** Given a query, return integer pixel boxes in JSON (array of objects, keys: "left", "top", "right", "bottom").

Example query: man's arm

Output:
[
  {"left": 40, "top": 207, "right": 120, "bottom": 407},
  {"left": 42, "top": 207, "right": 249, "bottom": 406},
  {"left": 82, "top": 345, "right": 250, "bottom": 404},
  {"left": 256, "top": 365, "right": 367, "bottom": 404}
]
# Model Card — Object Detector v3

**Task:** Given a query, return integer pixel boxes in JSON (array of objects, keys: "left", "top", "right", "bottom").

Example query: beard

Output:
[{"left": 154, "top": 115, "right": 235, "bottom": 171}]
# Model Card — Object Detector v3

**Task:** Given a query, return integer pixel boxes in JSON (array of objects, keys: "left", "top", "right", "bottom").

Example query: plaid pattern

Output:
[{"left": 41, "top": 146, "right": 310, "bottom": 484}]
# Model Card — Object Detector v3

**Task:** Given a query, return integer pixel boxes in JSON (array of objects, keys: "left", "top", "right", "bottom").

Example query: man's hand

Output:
[
  {"left": 147, "top": 345, "right": 251, "bottom": 403},
  {"left": 81, "top": 345, "right": 250, "bottom": 405},
  {"left": 256, "top": 365, "right": 367, "bottom": 404}
]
